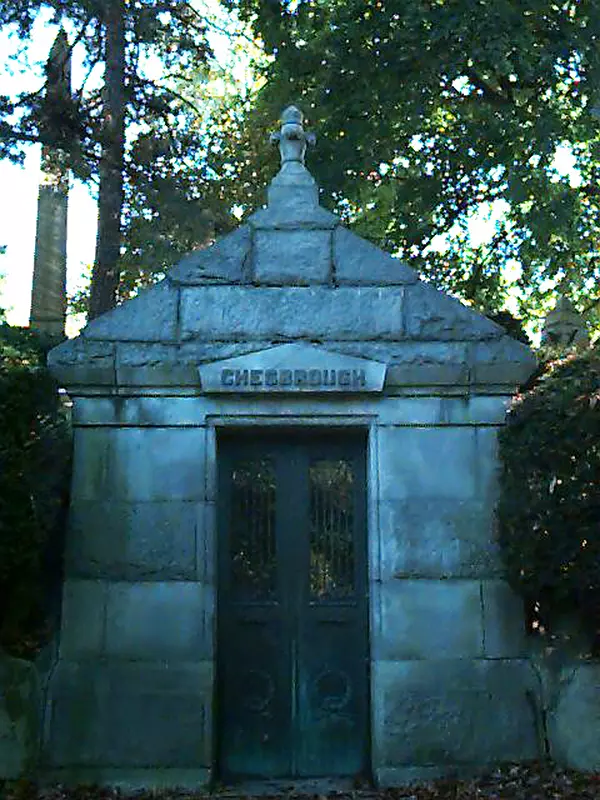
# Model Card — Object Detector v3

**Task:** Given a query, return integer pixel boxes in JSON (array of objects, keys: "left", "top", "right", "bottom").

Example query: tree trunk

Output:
[{"left": 88, "top": 0, "right": 126, "bottom": 321}]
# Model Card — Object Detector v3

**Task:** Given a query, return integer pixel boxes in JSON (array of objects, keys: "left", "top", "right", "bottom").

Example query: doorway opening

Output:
[{"left": 217, "top": 429, "right": 370, "bottom": 781}]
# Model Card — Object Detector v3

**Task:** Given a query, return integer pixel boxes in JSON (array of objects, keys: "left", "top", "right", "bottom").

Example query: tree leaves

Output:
[
  {"left": 498, "top": 348, "right": 600, "bottom": 652},
  {"left": 0, "top": 0, "right": 224, "bottom": 313},
  {"left": 225, "top": 0, "right": 600, "bottom": 335},
  {"left": 0, "top": 323, "right": 71, "bottom": 658}
]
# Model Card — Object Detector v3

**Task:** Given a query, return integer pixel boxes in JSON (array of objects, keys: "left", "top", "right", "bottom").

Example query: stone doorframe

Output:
[{"left": 206, "top": 411, "right": 379, "bottom": 779}]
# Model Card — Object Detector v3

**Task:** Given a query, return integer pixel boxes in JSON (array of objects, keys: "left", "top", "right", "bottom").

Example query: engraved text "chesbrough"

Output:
[{"left": 220, "top": 368, "right": 367, "bottom": 389}]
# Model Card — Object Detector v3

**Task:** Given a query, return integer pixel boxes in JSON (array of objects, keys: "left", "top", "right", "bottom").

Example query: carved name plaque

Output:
[{"left": 198, "top": 343, "right": 386, "bottom": 394}]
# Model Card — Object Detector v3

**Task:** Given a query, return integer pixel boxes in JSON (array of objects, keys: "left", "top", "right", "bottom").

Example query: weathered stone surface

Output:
[
  {"left": 248, "top": 201, "right": 337, "bottom": 230},
  {"left": 44, "top": 660, "right": 213, "bottom": 768},
  {"left": 330, "top": 340, "right": 475, "bottom": 387},
  {"left": 328, "top": 340, "right": 468, "bottom": 365},
  {"left": 48, "top": 339, "right": 116, "bottom": 386},
  {"left": 72, "top": 396, "right": 207, "bottom": 427},
  {"left": 71, "top": 427, "right": 206, "bottom": 502},
  {"left": 334, "top": 228, "right": 416, "bottom": 285},
  {"left": 199, "top": 342, "right": 387, "bottom": 394},
  {"left": 112, "top": 340, "right": 509, "bottom": 391},
  {"left": 253, "top": 229, "right": 332, "bottom": 284},
  {"left": 81, "top": 281, "right": 178, "bottom": 342},
  {"left": 178, "top": 340, "right": 278, "bottom": 364},
  {"left": 405, "top": 282, "right": 503, "bottom": 341},
  {"left": 438, "top": 396, "right": 509, "bottom": 425},
  {"left": 481, "top": 580, "right": 527, "bottom": 657},
  {"left": 198, "top": 501, "right": 216, "bottom": 584},
  {"left": 181, "top": 285, "right": 405, "bottom": 341},
  {"left": 115, "top": 343, "right": 196, "bottom": 387},
  {"left": 374, "top": 579, "right": 483, "bottom": 659},
  {"left": 113, "top": 341, "right": 283, "bottom": 387},
  {"left": 372, "top": 659, "right": 540, "bottom": 768},
  {"left": 387, "top": 362, "right": 469, "bottom": 387},
  {"left": 474, "top": 427, "right": 501, "bottom": 501},
  {"left": 378, "top": 499, "right": 502, "bottom": 580},
  {"left": 0, "top": 656, "right": 40, "bottom": 779},
  {"left": 547, "top": 662, "right": 600, "bottom": 771},
  {"left": 66, "top": 500, "right": 202, "bottom": 580},
  {"left": 69, "top": 395, "right": 509, "bottom": 429},
  {"left": 42, "top": 767, "right": 212, "bottom": 791},
  {"left": 542, "top": 296, "right": 590, "bottom": 350},
  {"left": 470, "top": 338, "right": 537, "bottom": 387},
  {"left": 168, "top": 226, "right": 251, "bottom": 285},
  {"left": 378, "top": 427, "right": 499, "bottom": 502},
  {"left": 105, "top": 581, "right": 213, "bottom": 659},
  {"left": 255, "top": 119, "right": 327, "bottom": 229},
  {"left": 59, "top": 579, "right": 106, "bottom": 657},
  {"left": 30, "top": 184, "right": 68, "bottom": 337}
]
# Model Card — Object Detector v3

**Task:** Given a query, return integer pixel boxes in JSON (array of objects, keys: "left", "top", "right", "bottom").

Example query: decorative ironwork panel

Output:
[
  {"left": 309, "top": 459, "right": 355, "bottom": 599},
  {"left": 229, "top": 459, "right": 276, "bottom": 600}
]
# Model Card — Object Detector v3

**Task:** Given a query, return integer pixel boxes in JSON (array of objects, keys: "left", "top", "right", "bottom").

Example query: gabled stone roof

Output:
[{"left": 49, "top": 106, "right": 535, "bottom": 392}]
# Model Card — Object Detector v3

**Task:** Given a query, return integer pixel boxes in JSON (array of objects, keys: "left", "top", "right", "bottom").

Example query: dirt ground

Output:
[{"left": 2, "top": 762, "right": 600, "bottom": 800}]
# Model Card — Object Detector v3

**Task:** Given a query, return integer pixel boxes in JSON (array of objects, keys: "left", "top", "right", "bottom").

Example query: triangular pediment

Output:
[
  {"left": 198, "top": 343, "right": 387, "bottom": 393},
  {"left": 48, "top": 104, "right": 536, "bottom": 393}
]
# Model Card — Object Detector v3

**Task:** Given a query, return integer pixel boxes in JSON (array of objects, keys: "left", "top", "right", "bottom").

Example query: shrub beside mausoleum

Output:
[
  {"left": 0, "top": 322, "right": 71, "bottom": 658},
  {"left": 498, "top": 347, "right": 600, "bottom": 654}
]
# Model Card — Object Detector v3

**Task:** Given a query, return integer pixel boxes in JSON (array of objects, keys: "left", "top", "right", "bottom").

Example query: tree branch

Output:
[
  {"left": 583, "top": 295, "right": 600, "bottom": 315},
  {"left": 138, "top": 76, "right": 202, "bottom": 116},
  {"left": 181, "top": 1, "right": 257, "bottom": 48},
  {"left": 464, "top": 68, "right": 512, "bottom": 106}
]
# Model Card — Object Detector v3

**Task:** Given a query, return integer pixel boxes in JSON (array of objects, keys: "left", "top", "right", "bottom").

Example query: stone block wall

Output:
[
  {"left": 39, "top": 392, "right": 547, "bottom": 786},
  {"left": 42, "top": 418, "right": 214, "bottom": 788},
  {"left": 370, "top": 422, "right": 541, "bottom": 784},
  {"left": 535, "top": 658, "right": 600, "bottom": 773},
  {"left": 0, "top": 655, "right": 40, "bottom": 779},
  {"left": 40, "top": 124, "right": 546, "bottom": 787}
]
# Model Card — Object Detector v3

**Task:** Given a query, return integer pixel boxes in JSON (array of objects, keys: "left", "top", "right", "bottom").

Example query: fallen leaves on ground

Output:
[{"left": 2, "top": 762, "right": 600, "bottom": 800}]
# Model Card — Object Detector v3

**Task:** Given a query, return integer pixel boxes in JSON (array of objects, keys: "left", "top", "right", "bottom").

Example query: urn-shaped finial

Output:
[{"left": 270, "top": 105, "right": 316, "bottom": 168}]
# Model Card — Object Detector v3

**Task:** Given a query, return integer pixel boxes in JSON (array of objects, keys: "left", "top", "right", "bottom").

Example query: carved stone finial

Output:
[
  {"left": 541, "top": 295, "right": 590, "bottom": 350},
  {"left": 270, "top": 105, "right": 316, "bottom": 168}
]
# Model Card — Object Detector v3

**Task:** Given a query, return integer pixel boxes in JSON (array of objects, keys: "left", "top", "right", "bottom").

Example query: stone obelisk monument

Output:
[{"left": 29, "top": 30, "right": 71, "bottom": 337}]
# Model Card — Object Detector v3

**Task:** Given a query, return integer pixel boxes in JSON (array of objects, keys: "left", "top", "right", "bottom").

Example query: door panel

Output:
[{"left": 218, "top": 431, "right": 369, "bottom": 780}]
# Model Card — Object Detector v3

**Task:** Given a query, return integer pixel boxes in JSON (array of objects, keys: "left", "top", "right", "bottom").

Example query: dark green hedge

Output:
[
  {"left": 498, "top": 348, "right": 600, "bottom": 652},
  {"left": 0, "top": 323, "right": 71, "bottom": 658}
]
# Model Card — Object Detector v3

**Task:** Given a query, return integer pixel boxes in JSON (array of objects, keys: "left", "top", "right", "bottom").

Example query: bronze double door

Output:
[{"left": 217, "top": 430, "right": 369, "bottom": 780}]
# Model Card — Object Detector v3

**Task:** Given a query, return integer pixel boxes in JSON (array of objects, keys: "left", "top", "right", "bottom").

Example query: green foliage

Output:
[
  {"left": 0, "top": 1, "right": 237, "bottom": 305},
  {"left": 498, "top": 347, "right": 600, "bottom": 651},
  {"left": 0, "top": 324, "right": 71, "bottom": 658},
  {"left": 223, "top": 0, "right": 600, "bottom": 337}
]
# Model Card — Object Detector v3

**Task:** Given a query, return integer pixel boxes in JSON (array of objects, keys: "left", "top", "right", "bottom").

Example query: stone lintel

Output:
[{"left": 68, "top": 395, "right": 510, "bottom": 429}]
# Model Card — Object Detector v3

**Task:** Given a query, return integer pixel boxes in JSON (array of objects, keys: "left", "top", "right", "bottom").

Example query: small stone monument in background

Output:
[
  {"left": 541, "top": 295, "right": 590, "bottom": 351},
  {"left": 29, "top": 30, "right": 71, "bottom": 338}
]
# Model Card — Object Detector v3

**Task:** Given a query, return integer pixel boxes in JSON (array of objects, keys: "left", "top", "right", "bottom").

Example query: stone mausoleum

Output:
[{"left": 46, "top": 107, "right": 540, "bottom": 788}]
